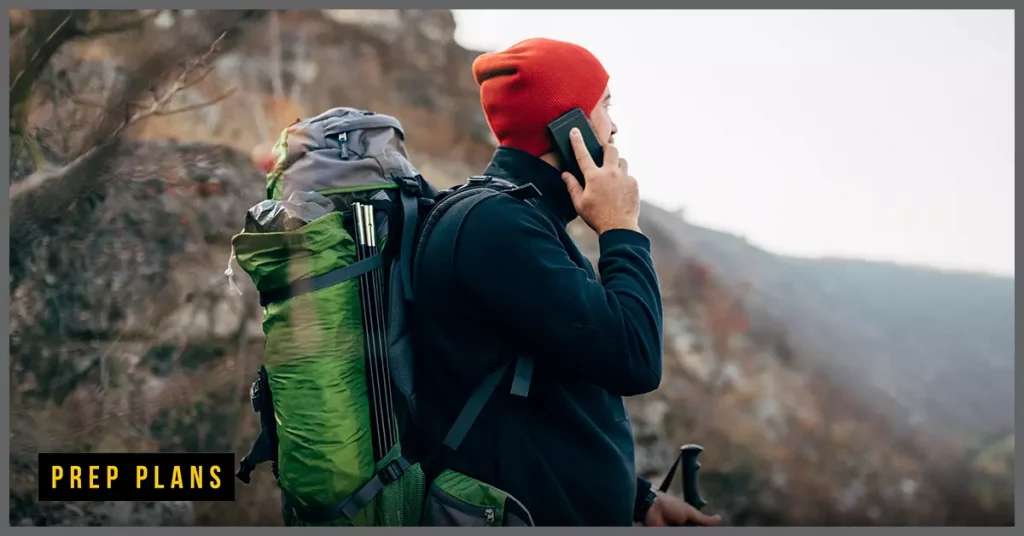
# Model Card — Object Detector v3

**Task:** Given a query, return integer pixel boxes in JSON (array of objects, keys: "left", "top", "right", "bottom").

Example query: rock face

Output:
[
  {"left": 15, "top": 501, "right": 196, "bottom": 527},
  {"left": 10, "top": 9, "right": 1012, "bottom": 527}
]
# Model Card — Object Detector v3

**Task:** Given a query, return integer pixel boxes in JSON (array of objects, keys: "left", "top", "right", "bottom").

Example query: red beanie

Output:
[{"left": 472, "top": 38, "right": 610, "bottom": 157}]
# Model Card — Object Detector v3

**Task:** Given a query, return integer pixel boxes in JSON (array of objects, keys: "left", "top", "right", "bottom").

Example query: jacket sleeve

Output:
[
  {"left": 452, "top": 195, "right": 664, "bottom": 396},
  {"left": 634, "top": 476, "right": 655, "bottom": 523}
]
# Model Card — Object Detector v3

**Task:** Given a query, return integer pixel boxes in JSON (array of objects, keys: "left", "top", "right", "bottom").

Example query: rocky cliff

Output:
[{"left": 9, "top": 9, "right": 1012, "bottom": 526}]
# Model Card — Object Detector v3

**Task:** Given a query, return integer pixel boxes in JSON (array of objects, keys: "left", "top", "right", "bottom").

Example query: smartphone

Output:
[{"left": 547, "top": 107, "right": 604, "bottom": 188}]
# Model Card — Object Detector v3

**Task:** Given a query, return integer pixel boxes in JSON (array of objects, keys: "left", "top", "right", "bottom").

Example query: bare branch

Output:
[
  {"left": 180, "top": 64, "right": 217, "bottom": 91},
  {"left": 10, "top": 12, "right": 257, "bottom": 272},
  {"left": 154, "top": 86, "right": 239, "bottom": 116},
  {"left": 9, "top": 10, "right": 161, "bottom": 173},
  {"left": 101, "top": 30, "right": 231, "bottom": 145},
  {"left": 9, "top": 12, "right": 74, "bottom": 93},
  {"left": 69, "top": 95, "right": 151, "bottom": 111}
]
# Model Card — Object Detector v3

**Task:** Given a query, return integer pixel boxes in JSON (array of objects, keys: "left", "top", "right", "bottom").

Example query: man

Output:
[{"left": 410, "top": 37, "right": 723, "bottom": 527}]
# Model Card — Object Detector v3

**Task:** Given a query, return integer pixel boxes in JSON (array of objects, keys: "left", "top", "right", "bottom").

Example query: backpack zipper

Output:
[
  {"left": 338, "top": 132, "right": 349, "bottom": 159},
  {"left": 483, "top": 482, "right": 535, "bottom": 527}
]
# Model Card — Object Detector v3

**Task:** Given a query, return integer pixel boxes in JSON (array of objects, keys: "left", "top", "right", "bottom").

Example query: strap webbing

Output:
[
  {"left": 236, "top": 367, "right": 279, "bottom": 484},
  {"left": 510, "top": 356, "right": 534, "bottom": 398},
  {"left": 442, "top": 360, "right": 514, "bottom": 452},
  {"left": 284, "top": 457, "right": 412, "bottom": 524},
  {"left": 259, "top": 254, "right": 382, "bottom": 307},
  {"left": 236, "top": 428, "right": 275, "bottom": 484},
  {"left": 398, "top": 188, "right": 419, "bottom": 302}
]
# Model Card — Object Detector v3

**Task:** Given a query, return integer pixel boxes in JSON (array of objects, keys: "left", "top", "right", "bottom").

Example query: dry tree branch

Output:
[
  {"left": 8, "top": 12, "right": 74, "bottom": 93},
  {"left": 154, "top": 86, "right": 239, "bottom": 116},
  {"left": 180, "top": 64, "right": 217, "bottom": 91},
  {"left": 10, "top": 11, "right": 257, "bottom": 281},
  {"left": 10, "top": 12, "right": 79, "bottom": 169},
  {"left": 69, "top": 95, "right": 151, "bottom": 111},
  {"left": 10, "top": 11, "right": 161, "bottom": 171},
  {"left": 66, "top": 64, "right": 230, "bottom": 115},
  {"left": 10, "top": 31, "right": 231, "bottom": 203},
  {"left": 103, "top": 31, "right": 230, "bottom": 142}
]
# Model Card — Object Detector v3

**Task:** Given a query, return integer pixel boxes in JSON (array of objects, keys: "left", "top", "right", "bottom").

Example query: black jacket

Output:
[{"left": 411, "top": 146, "right": 664, "bottom": 526}]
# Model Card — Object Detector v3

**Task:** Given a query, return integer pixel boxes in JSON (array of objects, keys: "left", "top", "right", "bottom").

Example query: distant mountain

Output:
[{"left": 639, "top": 201, "right": 1014, "bottom": 440}]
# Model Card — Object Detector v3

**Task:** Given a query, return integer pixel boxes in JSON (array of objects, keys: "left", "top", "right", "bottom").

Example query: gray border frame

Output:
[{"left": 4, "top": 3, "right": 1018, "bottom": 533}]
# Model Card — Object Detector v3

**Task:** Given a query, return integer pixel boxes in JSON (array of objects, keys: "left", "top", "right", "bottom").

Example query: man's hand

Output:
[
  {"left": 561, "top": 128, "right": 642, "bottom": 236},
  {"left": 643, "top": 492, "right": 722, "bottom": 527}
]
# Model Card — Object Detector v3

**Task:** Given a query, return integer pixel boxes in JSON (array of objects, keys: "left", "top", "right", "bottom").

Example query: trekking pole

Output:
[
  {"left": 353, "top": 202, "right": 398, "bottom": 461},
  {"left": 360, "top": 203, "right": 397, "bottom": 448},
  {"left": 354, "top": 203, "right": 387, "bottom": 461},
  {"left": 659, "top": 444, "right": 708, "bottom": 521}
]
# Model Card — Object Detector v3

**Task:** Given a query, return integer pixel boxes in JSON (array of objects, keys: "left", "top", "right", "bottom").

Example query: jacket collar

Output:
[{"left": 481, "top": 146, "right": 578, "bottom": 226}]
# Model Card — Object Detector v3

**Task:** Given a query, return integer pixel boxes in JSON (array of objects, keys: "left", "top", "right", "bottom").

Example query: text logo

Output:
[{"left": 38, "top": 452, "right": 235, "bottom": 502}]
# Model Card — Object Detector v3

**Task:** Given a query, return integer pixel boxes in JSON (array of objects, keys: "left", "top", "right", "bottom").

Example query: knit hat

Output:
[{"left": 472, "top": 38, "right": 610, "bottom": 156}]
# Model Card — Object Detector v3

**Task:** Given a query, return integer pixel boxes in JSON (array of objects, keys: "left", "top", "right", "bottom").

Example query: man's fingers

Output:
[
  {"left": 691, "top": 511, "right": 722, "bottom": 526},
  {"left": 569, "top": 128, "right": 598, "bottom": 174},
  {"left": 602, "top": 141, "right": 619, "bottom": 169},
  {"left": 662, "top": 498, "right": 723, "bottom": 527},
  {"left": 561, "top": 172, "right": 584, "bottom": 204},
  {"left": 618, "top": 157, "right": 628, "bottom": 176}
]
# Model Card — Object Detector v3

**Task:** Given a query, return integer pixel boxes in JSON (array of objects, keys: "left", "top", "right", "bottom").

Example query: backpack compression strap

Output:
[
  {"left": 236, "top": 366, "right": 279, "bottom": 484},
  {"left": 257, "top": 255, "right": 382, "bottom": 307}
]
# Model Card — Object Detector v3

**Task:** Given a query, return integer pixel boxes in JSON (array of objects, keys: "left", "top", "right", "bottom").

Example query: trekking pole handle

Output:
[{"left": 658, "top": 444, "right": 707, "bottom": 511}]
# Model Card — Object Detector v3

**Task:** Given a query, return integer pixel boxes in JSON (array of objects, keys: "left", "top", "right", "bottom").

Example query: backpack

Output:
[{"left": 227, "top": 107, "right": 538, "bottom": 527}]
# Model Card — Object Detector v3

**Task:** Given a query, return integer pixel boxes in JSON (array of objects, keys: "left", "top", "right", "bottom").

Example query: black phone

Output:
[{"left": 547, "top": 107, "right": 604, "bottom": 188}]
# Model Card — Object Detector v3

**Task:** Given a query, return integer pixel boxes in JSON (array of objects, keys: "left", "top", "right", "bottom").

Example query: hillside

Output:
[
  {"left": 656, "top": 206, "right": 1015, "bottom": 439},
  {"left": 9, "top": 9, "right": 1013, "bottom": 527}
]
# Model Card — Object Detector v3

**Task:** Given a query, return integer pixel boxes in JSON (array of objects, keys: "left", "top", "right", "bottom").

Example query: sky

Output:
[{"left": 451, "top": 10, "right": 1015, "bottom": 277}]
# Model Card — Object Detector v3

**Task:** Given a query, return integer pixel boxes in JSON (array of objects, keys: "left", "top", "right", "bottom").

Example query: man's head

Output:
[{"left": 472, "top": 38, "right": 617, "bottom": 164}]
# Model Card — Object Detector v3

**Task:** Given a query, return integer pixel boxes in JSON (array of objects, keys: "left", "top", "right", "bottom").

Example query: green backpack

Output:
[{"left": 228, "top": 107, "right": 537, "bottom": 527}]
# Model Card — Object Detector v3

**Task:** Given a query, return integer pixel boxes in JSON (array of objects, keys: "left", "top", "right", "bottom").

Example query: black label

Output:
[{"left": 38, "top": 452, "right": 235, "bottom": 502}]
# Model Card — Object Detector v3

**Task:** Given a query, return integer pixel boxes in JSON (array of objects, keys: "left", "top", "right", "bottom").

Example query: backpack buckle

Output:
[
  {"left": 395, "top": 175, "right": 420, "bottom": 194},
  {"left": 378, "top": 460, "right": 403, "bottom": 485},
  {"left": 466, "top": 175, "right": 493, "bottom": 185},
  {"left": 249, "top": 378, "right": 262, "bottom": 413}
]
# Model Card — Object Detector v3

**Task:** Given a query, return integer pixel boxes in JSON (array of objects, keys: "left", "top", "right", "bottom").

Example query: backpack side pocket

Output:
[{"left": 422, "top": 469, "right": 534, "bottom": 527}]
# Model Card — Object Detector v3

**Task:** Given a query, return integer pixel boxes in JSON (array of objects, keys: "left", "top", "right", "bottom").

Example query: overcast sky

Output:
[{"left": 452, "top": 10, "right": 1014, "bottom": 277}]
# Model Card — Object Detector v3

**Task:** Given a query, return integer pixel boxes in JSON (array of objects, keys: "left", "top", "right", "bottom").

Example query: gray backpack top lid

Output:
[{"left": 267, "top": 107, "right": 420, "bottom": 200}]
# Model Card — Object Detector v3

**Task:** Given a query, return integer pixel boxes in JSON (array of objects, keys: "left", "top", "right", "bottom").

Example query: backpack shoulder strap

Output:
[
  {"left": 395, "top": 176, "right": 425, "bottom": 302},
  {"left": 412, "top": 177, "right": 541, "bottom": 462},
  {"left": 411, "top": 176, "right": 541, "bottom": 282}
]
